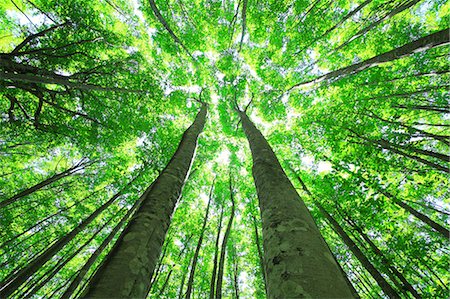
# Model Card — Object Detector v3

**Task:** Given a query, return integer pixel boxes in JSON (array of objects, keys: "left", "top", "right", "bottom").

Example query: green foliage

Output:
[{"left": 0, "top": 0, "right": 448, "bottom": 298}]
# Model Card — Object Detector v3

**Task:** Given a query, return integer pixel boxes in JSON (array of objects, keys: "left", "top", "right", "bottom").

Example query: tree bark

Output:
[
  {"left": 289, "top": 28, "right": 450, "bottom": 90},
  {"left": 0, "top": 159, "right": 89, "bottom": 209},
  {"left": 0, "top": 174, "right": 140, "bottom": 298},
  {"left": 237, "top": 109, "right": 355, "bottom": 298},
  {"left": 82, "top": 103, "right": 207, "bottom": 298},
  {"left": 209, "top": 205, "right": 223, "bottom": 299},
  {"left": 215, "top": 175, "right": 235, "bottom": 299},
  {"left": 185, "top": 180, "right": 214, "bottom": 299}
]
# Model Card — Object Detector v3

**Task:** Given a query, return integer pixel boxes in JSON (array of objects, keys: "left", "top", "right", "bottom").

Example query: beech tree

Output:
[{"left": 1, "top": 0, "right": 448, "bottom": 298}]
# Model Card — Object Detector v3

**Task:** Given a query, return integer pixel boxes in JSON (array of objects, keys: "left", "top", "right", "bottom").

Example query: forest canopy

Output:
[{"left": 0, "top": 0, "right": 449, "bottom": 298}]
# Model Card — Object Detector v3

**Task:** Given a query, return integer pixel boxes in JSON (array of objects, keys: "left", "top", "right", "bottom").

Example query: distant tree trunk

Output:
[
  {"left": 215, "top": 175, "right": 235, "bottom": 299},
  {"left": 83, "top": 103, "right": 207, "bottom": 298},
  {"left": 333, "top": 0, "right": 423, "bottom": 52},
  {"left": 364, "top": 111, "right": 449, "bottom": 145},
  {"left": 232, "top": 244, "right": 240, "bottom": 299},
  {"left": 0, "top": 173, "right": 140, "bottom": 298},
  {"left": 209, "top": 205, "right": 223, "bottom": 299},
  {"left": 157, "top": 234, "right": 193, "bottom": 297},
  {"left": 329, "top": 158, "right": 450, "bottom": 237},
  {"left": 252, "top": 214, "right": 267, "bottom": 295},
  {"left": 237, "top": 108, "right": 355, "bottom": 298},
  {"left": 340, "top": 212, "right": 422, "bottom": 298},
  {"left": 148, "top": 0, "right": 194, "bottom": 59},
  {"left": 178, "top": 254, "right": 193, "bottom": 299},
  {"left": 0, "top": 159, "right": 89, "bottom": 209},
  {"left": 393, "top": 104, "right": 450, "bottom": 113},
  {"left": 185, "top": 180, "right": 214, "bottom": 299},
  {"left": 60, "top": 188, "right": 148, "bottom": 299},
  {"left": 289, "top": 28, "right": 450, "bottom": 89},
  {"left": 349, "top": 129, "right": 450, "bottom": 173},
  {"left": 311, "top": 198, "right": 399, "bottom": 297},
  {"left": 24, "top": 211, "right": 118, "bottom": 298}
]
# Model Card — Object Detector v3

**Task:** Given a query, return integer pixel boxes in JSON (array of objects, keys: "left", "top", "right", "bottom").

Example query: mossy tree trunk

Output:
[
  {"left": 237, "top": 109, "right": 355, "bottom": 298},
  {"left": 83, "top": 103, "right": 207, "bottom": 298}
]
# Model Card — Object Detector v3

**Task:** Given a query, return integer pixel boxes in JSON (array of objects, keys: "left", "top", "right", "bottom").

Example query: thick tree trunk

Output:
[
  {"left": 215, "top": 176, "right": 235, "bottom": 299},
  {"left": 289, "top": 28, "right": 450, "bottom": 89},
  {"left": 209, "top": 206, "right": 223, "bottom": 299},
  {"left": 237, "top": 109, "right": 355, "bottom": 298},
  {"left": 185, "top": 181, "right": 214, "bottom": 299},
  {"left": 0, "top": 159, "right": 88, "bottom": 209},
  {"left": 0, "top": 173, "right": 139, "bottom": 298},
  {"left": 82, "top": 103, "right": 207, "bottom": 298}
]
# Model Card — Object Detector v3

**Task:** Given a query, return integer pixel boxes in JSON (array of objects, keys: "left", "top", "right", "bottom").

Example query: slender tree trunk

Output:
[
  {"left": 252, "top": 214, "right": 267, "bottom": 295},
  {"left": 365, "top": 111, "right": 449, "bottom": 145},
  {"left": 186, "top": 180, "right": 214, "bottom": 299},
  {"left": 0, "top": 173, "right": 139, "bottom": 298},
  {"left": 334, "top": 0, "right": 423, "bottom": 52},
  {"left": 215, "top": 175, "right": 235, "bottom": 299},
  {"left": 0, "top": 159, "right": 89, "bottom": 209},
  {"left": 238, "top": 0, "right": 248, "bottom": 52},
  {"left": 328, "top": 158, "right": 450, "bottom": 237},
  {"left": 315, "top": 200, "right": 399, "bottom": 297},
  {"left": 83, "top": 103, "right": 207, "bottom": 298},
  {"left": 23, "top": 212, "right": 118, "bottom": 298},
  {"left": 209, "top": 205, "right": 223, "bottom": 299},
  {"left": 232, "top": 243, "right": 240, "bottom": 299},
  {"left": 341, "top": 214, "right": 422, "bottom": 298},
  {"left": 60, "top": 188, "right": 148, "bottom": 299},
  {"left": 237, "top": 109, "right": 355, "bottom": 298},
  {"left": 148, "top": 0, "right": 193, "bottom": 59},
  {"left": 393, "top": 104, "right": 450, "bottom": 113},
  {"left": 156, "top": 234, "right": 193, "bottom": 297},
  {"left": 178, "top": 254, "right": 192, "bottom": 299},
  {"left": 289, "top": 28, "right": 450, "bottom": 89}
]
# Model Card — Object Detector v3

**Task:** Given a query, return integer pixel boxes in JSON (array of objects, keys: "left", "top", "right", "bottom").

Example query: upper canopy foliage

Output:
[{"left": 0, "top": 0, "right": 448, "bottom": 298}]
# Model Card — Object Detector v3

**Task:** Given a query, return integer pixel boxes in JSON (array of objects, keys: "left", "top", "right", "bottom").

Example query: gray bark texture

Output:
[
  {"left": 237, "top": 109, "right": 355, "bottom": 298},
  {"left": 82, "top": 103, "right": 207, "bottom": 298}
]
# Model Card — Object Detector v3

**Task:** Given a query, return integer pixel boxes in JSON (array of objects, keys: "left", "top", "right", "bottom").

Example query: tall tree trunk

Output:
[
  {"left": 252, "top": 214, "right": 267, "bottom": 295},
  {"left": 237, "top": 109, "right": 355, "bottom": 298},
  {"left": 289, "top": 28, "right": 450, "bottom": 89},
  {"left": 186, "top": 180, "right": 214, "bottom": 299},
  {"left": 328, "top": 157, "right": 450, "bottom": 237},
  {"left": 0, "top": 159, "right": 89, "bottom": 209},
  {"left": 232, "top": 243, "right": 240, "bottom": 299},
  {"left": 60, "top": 187, "right": 148, "bottom": 299},
  {"left": 82, "top": 103, "right": 207, "bottom": 298},
  {"left": 209, "top": 205, "right": 223, "bottom": 299},
  {"left": 148, "top": 0, "right": 194, "bottom": 59},
  {"left": 23, "top": 211, "right": 118, "bottom": 298},
  {"left": 178, "top": 253, "right": 193, "bottom": 299},
  {"left": 364, "top": 111, "right": 449, "bottom": 145},
  {"left": 215, "top": 175, "right": 235, "bottom": 299},
  {"left": 0, "top": 173, "right": 140, "bottom": 298},
  {"left": 340, "top": 212, "right": 422, "bottom": 298},
  {"left": 296, "top": 180, "right": 400, "bottom": 298},
  {"left": 334, "top": 0, "right": 423, "bottom": 52},
  {"left": 156, "top": 234, "right": 193, "bottom": 297}
]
